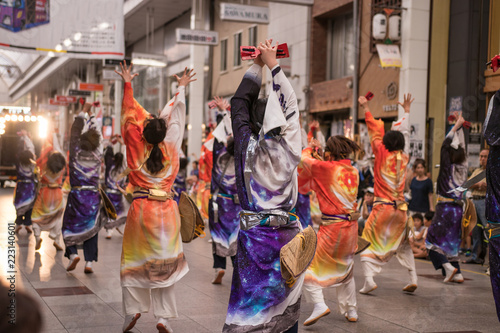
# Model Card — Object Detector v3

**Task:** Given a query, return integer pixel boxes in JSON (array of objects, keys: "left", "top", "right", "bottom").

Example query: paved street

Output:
[{"left": 0, "top": 187, "right": 498, "bottom": 333}]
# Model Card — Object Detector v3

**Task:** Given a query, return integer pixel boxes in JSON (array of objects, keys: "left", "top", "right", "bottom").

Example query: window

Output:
[
  {"left": 233, "top": 32, "right": 242, "bottom": 67},
  {"left": 220, "top": 38, "right": 227, "bottom": 72},
  {"left": 327, "top": 13, "right": 354, "bottom": 80},
  {"left": 248, "top": 26, "right": 257, "bottom": 47}
]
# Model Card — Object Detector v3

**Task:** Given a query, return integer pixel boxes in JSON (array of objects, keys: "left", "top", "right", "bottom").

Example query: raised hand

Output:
[
  {"left": 257, "top": 39, "right": 278, "bottom": 69},
  {"left": 83, "top": 102, "right": 93, "bottom": 116},
  {"left": 175, "top": 67, "right": 197, "bottom": 87},
  {"left": 358, "top": 96, "right": 368, "bottom": 108},
  {"left": 398, "top": 93, "right": 415, "bottom": 113},
  {"left": 115, "top": 61, "right": 139, "bottom": 83},
  {"left": 213, "top": 96, "right": 230, "bottom": 111}
]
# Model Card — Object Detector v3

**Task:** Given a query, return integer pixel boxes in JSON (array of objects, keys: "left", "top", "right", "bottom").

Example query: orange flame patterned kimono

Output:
[
  {"left": 120, "top": 82, "right": 188, "bottom": 288},
  {"left": 31, "top": 133, "right": 65, "bottom": 233},
  {"left": 360, "top": 111, "right": 409, "bottom": 264},
  {"left": 298, "top": 147, "right": 359, "bottom": 287}
]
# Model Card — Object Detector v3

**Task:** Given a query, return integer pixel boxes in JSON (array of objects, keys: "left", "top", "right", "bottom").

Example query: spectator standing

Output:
[{"left": 408, "top": 159, "right": 434, "bottom": 215}]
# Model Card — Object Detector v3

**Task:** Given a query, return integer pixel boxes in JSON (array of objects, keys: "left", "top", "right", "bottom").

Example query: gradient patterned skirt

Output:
[
  {"left": 62, "top": 189, "right": 105, "bottom": 246},
  {"left": 489, "top": 232, "right": 500, "bottom": 321},
  {"left": 120, "top": 198, "right": 188, "bottom": 288},
  {"left": 223, "top": 222, "right": 303, "bottom": 333},
  {"left": 32, "top": 187, "right": 64, "bottom": 232},
  {"left": 209, "top": 195, "right": 241, "bottom": 257},
  {"left": 14, "top": 182, "right": 37, "bottom": 216},
  {"left": 360, "top": 204, "right": 407, "bottom": 264},
  {"left": 426, "top": 201, "right": 463, "bottom": 260},
  {"left": 305, "top": 219, "right": 357, "bottom": 288}
]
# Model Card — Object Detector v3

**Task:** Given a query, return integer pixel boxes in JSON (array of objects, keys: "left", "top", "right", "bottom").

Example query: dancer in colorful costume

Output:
[
  {"left": 224, "top": 39, "right": 302, "bottom": 333},
  {"left": 32, "top": 131, "right": 66, "bottom": 251},
  {"left": 102, "top": 136, "right": 129, "bottom": 239},
  {"left": 116, "top": 62, "right": 196, "bottom": 333},
  {"left": 172, "top": 156, "right": 188, "bottom": 204},
  {"left": 298, "top": 135, "right": 361, "bottom": 325},
  {"left": 14, "top": 130, "right": 37, "bottom": 234},
  {"left": 198, "top": 129, "right": 214, "bottom": 220},
  {"left": 208, "top": 96, "right": 242, "bottom": 284},
  {"left": 484, "top": 89, "right": 500, "bottom": 321},
  {"left": 425, "top": 113, "right": 468, "bottom": 283},
  {"left": 62, "top": 103, "right": 104, "bottom": 273},
  {"left": 358, "top": 94, "right": 418, "bottom": 294}
]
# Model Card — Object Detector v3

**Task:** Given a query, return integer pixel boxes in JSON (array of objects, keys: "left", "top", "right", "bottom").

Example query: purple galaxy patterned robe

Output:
[
  {"left": 103, "top": 145, "right": 129, "bottom": 230},
  {"left": 209, "top": 112, "right": 242, "bottom": 258},
  {"left": 62, "top": 112, "right": 104, "bottom": 246},
  {"left": 224, "top": 64, "right": 302, "bottom": 333},
  {"left": 14, "top": 136, "right": 37, "bottom": 216},
  {"left": 426, "top": 128, "right": 468, "bottom": 260}
]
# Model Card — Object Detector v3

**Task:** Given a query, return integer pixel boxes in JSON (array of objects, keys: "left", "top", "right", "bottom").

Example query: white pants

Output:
[
  {"left": 32, "top": 223, "right": 61, "bottom": 241},
  {"left": 122, "top": 286, "right": 177, "bottom": 319},
  {"left": 362, "top": 241, "right": 417, "bottom": 281},
  {"left": 303, "top": 278, "right": 357, "bottom": 314}
]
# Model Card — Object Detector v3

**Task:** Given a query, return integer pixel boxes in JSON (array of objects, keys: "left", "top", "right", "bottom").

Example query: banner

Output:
[
  {"left": 375, "top": 44, "right": 402, "bottom": 68},
  {"left": 0, "top": 0, "right": 124, "bottom": 59}
]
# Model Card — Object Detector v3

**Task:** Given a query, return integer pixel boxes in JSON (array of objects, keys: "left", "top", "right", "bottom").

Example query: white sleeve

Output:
[
  {"left": 160, "top": 86, "right": 186, "bottom": 151},
  {"left": 391, "top": 114, "right": 410, "bottom": 155}
]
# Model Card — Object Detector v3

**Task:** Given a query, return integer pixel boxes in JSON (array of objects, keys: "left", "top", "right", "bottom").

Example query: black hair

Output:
[
  {"left": 424, "top": 211, "right": 435, "bottom": 221},
  {"left": 193, "top": 160, "right": 199, "bottom": 166},
  {"left": 324, "top": 136, "right": 361, "bottom": 161},
  {"left": 143, "top": 116, "right": 167, "bottom": 175},
  {"left": 18, "top": 150, "right": 34, "bottom": 166},
  {"left": 250, "top": 98, "right": 267, "bottom": 134},
  {"left": 179, "top": 157, "right": 188, "bottom": 170},
  {"left": 413, "top": 158, "right": 426, "bottom": 170},
  {"left": 226, "top": 137, "right": 235, "bottom": 156},
  {"left": 80, "top": 129, "right": 101, "bottom": 152},
  {"left": 383, "top": 130, "right": 405, "bottom": 152},
  {"left": 113, "top": 152, "right": 124, "bottom": 169},
  {"left": 412, "top": 213, "right": 424, "bottom": 222},
  {"left": 450, "top": 147, "right": 466, "bottom": 165},
  {"left": 47, "top": 152, "right": 66, "bottom": 174}
]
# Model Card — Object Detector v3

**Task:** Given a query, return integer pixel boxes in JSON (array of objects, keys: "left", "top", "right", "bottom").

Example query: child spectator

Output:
[{"left": 410, "top": 213, "right": 428, "bottom": 258}]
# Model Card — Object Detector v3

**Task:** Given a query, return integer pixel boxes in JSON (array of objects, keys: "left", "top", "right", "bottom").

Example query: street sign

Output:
[
  {"left": 103, "top": 58, "right": 132, "bottom": 67},
  {"left": 79, "top": 83, "right": 104, "bottom": 91},
  {"left": 55, "top": 95, "right": 77, "bottom": 103},
  {"left": 49, "top": 99, "right": 69, "bottom": 106},
  {"left": 69, "top": 89, "right": 92, "bottom": 96},
  {"left": 176, "top": 28, "right": 219, "bottom": 45}
]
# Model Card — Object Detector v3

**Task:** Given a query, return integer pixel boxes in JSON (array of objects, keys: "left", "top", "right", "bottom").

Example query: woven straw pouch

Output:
[
  {"left": 280, "top": 226, "right": 317, "bottom": 287},
  {"left": 179, "top": 191, "right": 205, "bottom": 243}
]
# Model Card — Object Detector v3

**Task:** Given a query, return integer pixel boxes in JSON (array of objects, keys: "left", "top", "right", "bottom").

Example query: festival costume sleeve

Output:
[
  {"left": 159, "top": 86, "right": 186, "bottom": 151},
  {"left": 485, "top": 93, "right": 500, "bottom": 146},
  {"left": 121, "top": 82, "right": 149, "bottom": 171},
  {"left": 365, "top": 110, "right": 384, "bottom": 156},
  {"left": 484, "top": 92, "right": 500, "bottom": 223},
  {"left": 231, "top": 64, "right": 262, "bottom": 209},
  {"left": 297, "top": 147, "right": 318, "bottom": 194}
]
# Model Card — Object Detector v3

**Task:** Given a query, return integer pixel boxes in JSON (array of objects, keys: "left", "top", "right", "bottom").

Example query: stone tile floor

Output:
[{"left": 0, "top": 188, "right": 498, "bottom": 332}]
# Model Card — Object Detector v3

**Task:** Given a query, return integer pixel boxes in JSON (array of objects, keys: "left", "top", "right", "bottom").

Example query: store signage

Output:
[
  {"left": 79, "top": 83, "right": 104, "bottom": 91},
  {"left": 69, "top": 89, "right": 92, "bottom": 96},
  {"left": 383, "top": 104, "right": 398, "bottom": 112},
  {"left": 55, "top": 96, "right": 77, "bottom": 103},
  {"left": 49, "top": 99, "right": 69, "bottom": 106},
  {"left": 176, "top": 28, "right": 219, "bottom": 45},
  {"left": 376, "top": 44, "right": 402, "bottom": 68},
  {"left": 220, "top": 3, "right": 269, "bottom": 24}
]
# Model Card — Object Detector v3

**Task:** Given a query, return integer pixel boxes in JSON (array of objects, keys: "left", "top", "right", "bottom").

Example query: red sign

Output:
[
  {"left": 79, "top": 83, "right": 104, "bottom": 91},
  {"left": 56, "top": 95, "right": 77, "bottom": 103},
  {"left": 49, "top": 98, "right": 69, "bottom": 106}
]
